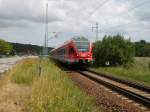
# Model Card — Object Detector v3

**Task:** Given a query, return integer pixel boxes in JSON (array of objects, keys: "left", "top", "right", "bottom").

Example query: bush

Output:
[
  {"left": 0, "top": 39, "right": 13, "bottom": 55},
  {"left": 93, "top": 35, "right": 135, "bottom": 66}
]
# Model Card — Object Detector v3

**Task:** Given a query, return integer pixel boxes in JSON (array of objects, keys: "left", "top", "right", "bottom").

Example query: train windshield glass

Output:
[{"left": 73, "top": 37, "right": 89, "bottom": 52}]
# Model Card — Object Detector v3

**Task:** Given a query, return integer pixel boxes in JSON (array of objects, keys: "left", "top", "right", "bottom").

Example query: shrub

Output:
[
  {"left": 93, "top": 35, "right": 135, "bottom": 66},
  {"left": 0, "top": 39, "right": 13, "bottom": 55}
]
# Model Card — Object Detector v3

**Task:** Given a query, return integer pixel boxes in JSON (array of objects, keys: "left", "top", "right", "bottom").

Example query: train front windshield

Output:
[{"left": 75, "top": 39, "right": 89, "bottom": 52}]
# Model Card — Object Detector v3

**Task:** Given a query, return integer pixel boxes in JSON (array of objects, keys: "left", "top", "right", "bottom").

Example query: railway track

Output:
[{"left": 77, "top": 70, "right": 150, "bottom": 109}]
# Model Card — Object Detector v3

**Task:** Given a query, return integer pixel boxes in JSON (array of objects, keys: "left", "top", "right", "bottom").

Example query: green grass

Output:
[
  {"left": 11, "top": 58, "right": 101, "bottom": 112},
  {"left": 11, "top": 59, "right": 39, "bottom": 85},
  {"left": 91, "top": 57, "right": 150, "bottom": 85}
]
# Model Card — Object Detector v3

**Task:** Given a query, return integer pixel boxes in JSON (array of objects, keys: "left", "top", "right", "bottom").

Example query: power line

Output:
[
  {"left": 87, "top": 0, "right": 110, "bottom": 18},
  {"left": 102, "top": 14, "right": 150, "bottom": 32},
  {"left": 102, "top": 1, "right": 150, "bottom": 33},
  {"left": 79, "top": 0, "right": 110, "bottom": 24},
  {"left": 129, "top": 0, "right": 150, "bottom": 12},
  {"left": 82, "top": 0, "right": 110, "bottom": 40}
]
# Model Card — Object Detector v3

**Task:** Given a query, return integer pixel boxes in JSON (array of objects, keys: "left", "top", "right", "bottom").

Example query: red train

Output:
[{"left": 50, "top": 37, "right": 94, "bottom": 65}]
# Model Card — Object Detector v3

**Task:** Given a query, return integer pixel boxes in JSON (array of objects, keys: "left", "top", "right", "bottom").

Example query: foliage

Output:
[
  {"left": 10, "top": 42, "right": 53, "bottom": 55},
  {"left": 134, "top": 40, "right": 150, "bottom": 57},
  {"left": 93, "top": 35, "right": 135, "bottom": 66},
  {"left": 0, "top": 39, "right": 13, "bottom": 55}
]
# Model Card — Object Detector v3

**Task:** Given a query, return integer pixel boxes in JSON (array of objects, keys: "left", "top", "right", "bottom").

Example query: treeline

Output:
[
  {"left": 10, "top": 43, "right": 53, "bottom": 55},
  {"left": 93, "top": 35, "right": 150, "bottom": 67},
  {"left": 10, "top": 43, "right": 42, "bottom": 55},
  {"left": 0, "top": 39, "right": 53, "bottom": 56}
]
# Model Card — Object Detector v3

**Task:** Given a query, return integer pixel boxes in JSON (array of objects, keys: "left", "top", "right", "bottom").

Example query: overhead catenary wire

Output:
[
  {"left": 79, "top": 0, "right": 110, "bottom": 25},
  {"left": 128, "top": 0, "right": 150, "bottom": 12},
  {"left": 86, "top": 0, "right": 110, "bottom": 19},
  {"left": 102, "top": 14, "right": 150, "bottom": 31},
  {"left": 102, "top": 0, "right": 150, "bottom": 33},
  {"left": 80, "top": 0, "right": 110, "bottom": 41},
  {"left": 84, "top": 0, "right": 149, "bottom": 38}
]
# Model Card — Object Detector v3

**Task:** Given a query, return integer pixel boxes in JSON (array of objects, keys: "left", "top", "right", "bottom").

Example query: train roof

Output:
[
  {"left": 63, "top": 37, "right": 89, "bottom": 45},
  {"left": 50, "top": 37, "right": 89, "bottom": 53},
  {"left": 72, "top": 37, "right": 89, "bottom": 42}
]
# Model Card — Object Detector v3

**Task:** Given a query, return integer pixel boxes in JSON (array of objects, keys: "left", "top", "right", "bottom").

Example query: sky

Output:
[{"left": 0, "top": 0, "right": 150, "bottom": 47}]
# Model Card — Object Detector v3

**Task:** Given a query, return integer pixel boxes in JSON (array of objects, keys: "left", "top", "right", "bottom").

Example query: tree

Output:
[
  {"left": 0, "top": 39, "right": 13, "bottom": 55},
  {"left": 93, "top": 35, "right": 135, "bottom": 66},
  {"left": 10, "top": 42, "right": 53, "bottom": 55},
  {"left": 135, "top": 40, "right": 150, "bottom": 57}
]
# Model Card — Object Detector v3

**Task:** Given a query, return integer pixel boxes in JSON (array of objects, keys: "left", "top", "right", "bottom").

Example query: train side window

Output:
[{"left": 69, "top": 48, "right": 75, "bottom": 54}]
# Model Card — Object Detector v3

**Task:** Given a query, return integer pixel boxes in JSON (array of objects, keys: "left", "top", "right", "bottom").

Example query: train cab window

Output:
[
  {"left": 69, "top": 48, "right": 75, "bottom": 54},
  {"left": 75, "top": 42, "right": 89, "bottom": 52},
  {"left": 73, "top": 37, "right": 90, "bottom": 52}
]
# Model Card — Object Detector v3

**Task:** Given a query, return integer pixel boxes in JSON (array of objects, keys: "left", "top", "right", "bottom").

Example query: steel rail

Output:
[
  {"left": 86, "top": 69, "right": 150, "bottom": 93},
  {"left": 78, "top": 71, "right": 150, "bottom": 108}
]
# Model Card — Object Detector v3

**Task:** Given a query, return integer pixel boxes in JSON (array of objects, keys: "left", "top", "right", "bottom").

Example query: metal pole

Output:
[
  {"left": 46, "top": 2, "right": 48, "bottom": 48},
  {"left": 92, "top": 22, "right": 99, "bottom": 42},
  {"left": 43, "top": 1, "right": 48, "bottom": 56},
  {"left": 96, "top": 22, "right": 99, "bottom": 41}
]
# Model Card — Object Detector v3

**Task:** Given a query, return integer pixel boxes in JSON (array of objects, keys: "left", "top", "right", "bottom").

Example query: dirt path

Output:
[{"left": 0, "top": 74, "right": 30, "bottom": 112}]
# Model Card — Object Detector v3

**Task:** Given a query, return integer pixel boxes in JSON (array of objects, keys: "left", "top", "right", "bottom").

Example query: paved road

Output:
[{"left": 0, "top": 56, "right": 37, "bottom": 74}]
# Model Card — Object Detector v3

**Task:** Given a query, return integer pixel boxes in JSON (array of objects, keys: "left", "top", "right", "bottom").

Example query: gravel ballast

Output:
[{"left": 68, "top": 72, "right": 148, "bottom": 112}]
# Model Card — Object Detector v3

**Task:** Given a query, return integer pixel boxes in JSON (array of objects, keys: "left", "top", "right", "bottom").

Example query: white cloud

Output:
[{"left": 0, "top": 0, "right": 150, "bottom": 46}]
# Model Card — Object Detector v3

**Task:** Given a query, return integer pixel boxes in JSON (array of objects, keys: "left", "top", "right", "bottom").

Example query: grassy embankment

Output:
[
  {"left": 11, "top": 58, "right": 100, "bottom": 112},
  {"left": 91, "top": 57, "right": 150, "bottom": 85}
]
